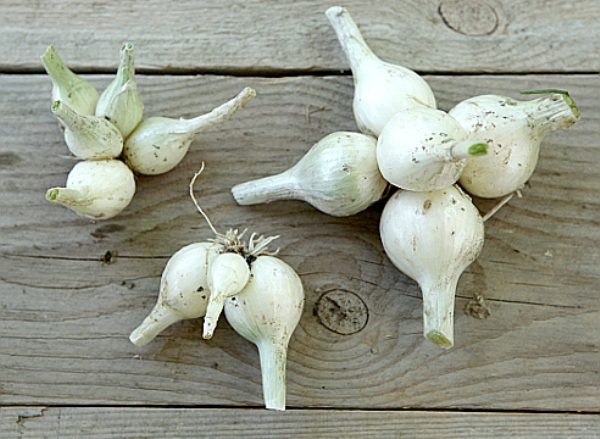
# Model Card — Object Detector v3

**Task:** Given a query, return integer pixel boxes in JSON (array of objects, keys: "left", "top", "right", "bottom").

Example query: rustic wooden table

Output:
[{"left": 1, "top": 1, "right": 599, "bottom": 437}]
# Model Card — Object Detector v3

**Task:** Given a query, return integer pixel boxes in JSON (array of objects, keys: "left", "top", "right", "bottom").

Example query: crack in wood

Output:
[
  {"left": 2, "top": 253, "right": 170, "bottom": 262},
  {"left": 0, "top": 274, "right": 158, "bottom": 291},
  {"left": 15, "top": 407, "right": 48, "bottom": 432}
]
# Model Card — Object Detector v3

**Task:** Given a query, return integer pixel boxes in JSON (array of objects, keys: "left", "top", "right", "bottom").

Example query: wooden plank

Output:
[
  {"left": 2, "top": 407, "right": 599, "bottom": 438},
  {"left": 0, "top": 1, "right": 598, "bottom": 73},
  {"left": 0, "top": 74, "right": 599, "bottom": 410}
]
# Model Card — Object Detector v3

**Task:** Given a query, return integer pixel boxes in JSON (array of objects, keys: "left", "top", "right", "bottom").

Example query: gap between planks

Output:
[
  {"left": 0, "top": 67, "right": 598, "bottom": 77},
  {"left": 2, "top": 404, "right": 600, "bottom": 416}
]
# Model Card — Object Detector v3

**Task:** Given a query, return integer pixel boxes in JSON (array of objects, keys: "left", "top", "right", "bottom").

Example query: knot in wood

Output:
[
  {"left": 438, "top": 0, "right": 499, "bottom": 36},
  {"left": 315, "top": 290, "right": 368, "bottom": 335}
]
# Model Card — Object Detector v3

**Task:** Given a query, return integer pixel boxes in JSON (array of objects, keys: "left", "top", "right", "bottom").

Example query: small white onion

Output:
[
  {"left": 380, "top": 186, "right": 484, "bottom": 348},
  {"left": 451, "top": 91, "right": 581, "bottom": 198},
  {"left": 377, "top": 106, "right": 487, "bottom": 191},
  {"left": 46, "top": 159, "right": 135, "bottom": 220},
  {"left": 326, "top": 6, "right": 436, "bottom": 136}
]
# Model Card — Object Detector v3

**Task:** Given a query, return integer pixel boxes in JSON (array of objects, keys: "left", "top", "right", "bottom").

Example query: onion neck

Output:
[
  {"left": 325, "top": 6, "right": 377, "bottom": 73},
  {"left": 421, "top": 276, "right": 459, "bottom": 349},
  {"left": 203, "top": 296, "right": 225, "bottom": 339},
  {"left": 129, "top": 304, "right": 180, "bottom": 347},
  {"left": 51, "top": 100, "right": 83, "bottom": 131},
  {"left": 175, "top": 87, "right": 256, "bottom": 134},
  {"left": 527, "top": 93, "right": 581, "bottom": 136},
  {"left": 231, "top": 170, "right": 298, "bottom": 205},
  {"left": 41, "top": 46, "right": 77, "bottom": 88},
  {"left": 46, "top": 187, "right": 90, "bottom": 207},
  {"left": 117, "top": 42, "right": 135, "bottom": 83},
  {"left": 257, "top": 339, "right": 288, "bottom": 411}
]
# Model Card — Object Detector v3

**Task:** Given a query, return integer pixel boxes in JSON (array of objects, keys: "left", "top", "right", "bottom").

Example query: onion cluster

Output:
[
  {"left": 42, "top": 44, "right": 255, "bottom": 220},
  {"left": 231, "top": 6, "right": 580, "bottom": 348}
]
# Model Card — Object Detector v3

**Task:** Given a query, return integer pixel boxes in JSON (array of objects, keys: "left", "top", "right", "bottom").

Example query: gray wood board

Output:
[
  {"left": 2, "top": 407, "right": 600, "bottom": 439},
  {"left": 0, "top": 74, "right": 598, "bottom": 409},
  {"left": 0, "top": 1, "right": 598, "bottom": 73}
]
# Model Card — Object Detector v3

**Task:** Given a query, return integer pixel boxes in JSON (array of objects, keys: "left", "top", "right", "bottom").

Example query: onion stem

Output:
[
  {"left": 325, "top": 6, "right": 375, "bottom": 72},
  {"left": 422, "top": 279, "right": 456, "bottom": 349},
  {"left": 257, "top": 340, "right": 287, "bottom": 411},
  {"left": 178, "top": 87, "right": 256, "bottom": 134},
  {"left": 129, "top": 305, "right": 179, "bottom": 347},
  {"left": 231, "top": 172, "right": 295, "bottom": 205}
]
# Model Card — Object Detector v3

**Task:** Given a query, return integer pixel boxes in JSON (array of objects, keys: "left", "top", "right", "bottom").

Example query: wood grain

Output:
[
  {"left": 2, "top": 407, "right": 600, "bottom": 439},
  {"left": 0, "top": 0, "right": 598, "bottom": 73},
  {"left": 0, "top": 74, "right": 599, "bottom": 410}
]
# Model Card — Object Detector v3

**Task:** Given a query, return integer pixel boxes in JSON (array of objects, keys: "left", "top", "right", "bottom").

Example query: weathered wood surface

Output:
[
  {"left": 1, "top": 74, "right": 598, "bottom": 411},
  {"left": 1, "top": 0, "right": 599, "bottom": 73},
  {"left": 2, "top": 407, "right": 600, "bottom": 439}
]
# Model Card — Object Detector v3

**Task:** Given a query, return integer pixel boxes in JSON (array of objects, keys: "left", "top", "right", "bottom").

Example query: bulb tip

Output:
[
  {"left": 520, "top": 88, "right": 581, "bottom": 120},
  {"left": 230, "top": 183, "right": 258, "bottom": 206},
  {"left": 236, "top": 87, "right": 256, "bottom": 106},
  {"left": 121, "top": 41, "right": 134, "bottom": 52},
  {"left": 41, "top": 45, "right": 56, "bottom": 60},
  {"left": 45, "top": 187, "right": 60, "bottom": 201},
  {"left": 118, "top": 42, "right": 136, "bottom": 76},
  {"left": 243, "top": 87, "right": 257, "bottom": 98},
  {"left": 230, "top": 184, "right": 244, "bottom": 203},
  {"left": 468, "top": 143, "right": 488, "bottom": 156},
  {"left": 50, "top": 100, "right": 62, "bottom": 113},
  {"left": 426, "top": 330, "right": 453, "bottom": 349},
  {"left": 202, "top": 321, "right": 215, "bottom": 340},
  {"left": 325, "top": 5, "right": 345, "bottom": 18},
  {"left": 129, "top": 329, "right": 148, "bottom": 347},
  {"left": 562, "top": 92, "right": 581, "bottom": 120}
]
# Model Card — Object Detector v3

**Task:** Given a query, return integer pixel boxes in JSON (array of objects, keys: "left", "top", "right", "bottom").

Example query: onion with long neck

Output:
[
  {"left": 325, "top": 6, "right": 436, "bottom": 136},
  {"left": 41, "top": 45, "right": 99, "bottom": 116},
  {"left": 129, "top": 242, "right": 220, "bottom": 347},
  {"left": 380, "top": 186, "right": 484, "bottom": 348},
  {"left": 123, "top": 87, "right": 255, "bottom": 175},
  {"left": 96, "top": 42, "right": 144, "bottom": 138},
  {"left": 46, "top": 159, "right": 135, "bottom": 220},
  {"left": 377, "top": 106, "right": 488, "bottom": 191},
  {"left": 224, "top": 255, "right": 304, "bottom": 410},
  {"left": 450, "top": 90, "right": 581, "bottom": 198},
  {"left": 231, "top": 132, "right": 387, "bottom": 217},
  {"left": 51, "top": 100, "right": 123, "bottom": 160}
]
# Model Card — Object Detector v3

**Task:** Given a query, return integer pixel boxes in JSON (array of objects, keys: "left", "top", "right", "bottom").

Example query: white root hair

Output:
[
  {"left": 189, "top": 163, "right": 280, "bottom": 258},
  {"left": 482, "top": 189, "right": 523, "bottom": 222}
]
